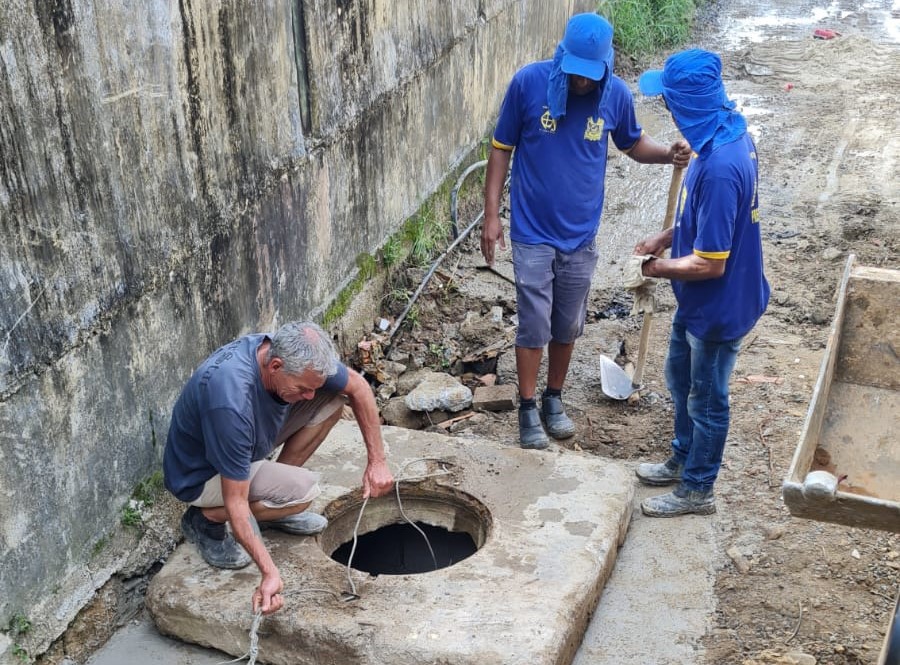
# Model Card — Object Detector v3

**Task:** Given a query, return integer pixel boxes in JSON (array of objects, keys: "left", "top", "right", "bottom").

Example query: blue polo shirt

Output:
[
  {"left": 671, "top": 132, "right": 770, "bottom": 341},
  {"left": 492, "top": 60, "right": 643, "bottom": 253},
  {"left": 163, "top": 334, "right": 349, "bottom": 502}
]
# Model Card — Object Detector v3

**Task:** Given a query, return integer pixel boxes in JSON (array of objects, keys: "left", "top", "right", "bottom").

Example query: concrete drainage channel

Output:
[{"left": 143, "top": 422, "right": 635, "bottom": 665}]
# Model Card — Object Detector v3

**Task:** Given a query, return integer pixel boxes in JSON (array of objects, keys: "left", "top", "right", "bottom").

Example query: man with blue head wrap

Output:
[
  {"left": 482, "top": 13, "right": 691, "bottom": 450},
  {"left": 632, "top": 49, "right": 770, "bottom": 516}
]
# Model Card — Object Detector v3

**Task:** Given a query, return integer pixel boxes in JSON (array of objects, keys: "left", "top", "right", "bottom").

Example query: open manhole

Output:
[{"left": 319, "top": 483, "right": 491, "bottom": 576}]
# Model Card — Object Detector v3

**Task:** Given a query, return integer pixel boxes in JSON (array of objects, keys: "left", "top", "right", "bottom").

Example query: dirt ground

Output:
[{"left": 369, "top": 2, "right": 900, "bottom": 664}]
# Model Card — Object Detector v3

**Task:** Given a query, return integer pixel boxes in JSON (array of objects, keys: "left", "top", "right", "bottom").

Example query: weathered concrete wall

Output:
[{"left": 0, "top": 0, "right": 589, "bottom": 658}]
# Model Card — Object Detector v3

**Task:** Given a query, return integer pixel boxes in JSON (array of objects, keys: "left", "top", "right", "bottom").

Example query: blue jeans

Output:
[{"left": 665, "top": 322, "right": 743, "bottom": 493}]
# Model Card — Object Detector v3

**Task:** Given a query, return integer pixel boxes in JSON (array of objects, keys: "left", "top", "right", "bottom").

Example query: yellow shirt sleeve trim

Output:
[
  {"left": 491, "top": 138, "right": 514, "bottom": 151},
  {"left": 694, "top": 249, "right": 730, "bottom": 260}
]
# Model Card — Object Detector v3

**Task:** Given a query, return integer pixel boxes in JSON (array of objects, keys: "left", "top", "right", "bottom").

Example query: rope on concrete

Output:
[
  {"left": 344, "top": 457, "right": 452, "bottom": 595},
  {"left": 226, "top": 457, "right": 455, "bottom": 664},
  {"left": 216, "top": 610, "right": 262, "bottom": 665}
]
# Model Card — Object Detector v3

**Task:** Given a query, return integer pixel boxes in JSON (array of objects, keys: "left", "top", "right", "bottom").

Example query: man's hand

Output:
[
  {"left": 363, "top": 457, "right": 394, "bottom": 499},
  {"left": 480, "top": 215, "right": 506, "bottom": 266},
  {"left": 482, "top": 146, "right": 512, "bottom": 266},
  {"left": 252, "top": 571, "right": 284, "bottom": 616},
  {"left": 634, "top": 229, "right": 671, "bottom": 258},
  {"left": 669, "top": 140, "right": 692, "bottom": 169}
]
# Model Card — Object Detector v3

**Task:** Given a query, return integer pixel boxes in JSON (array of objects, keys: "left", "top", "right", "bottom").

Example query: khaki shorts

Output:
[{"left": 191, "top": 391, "right": 345, "bottom": 509}]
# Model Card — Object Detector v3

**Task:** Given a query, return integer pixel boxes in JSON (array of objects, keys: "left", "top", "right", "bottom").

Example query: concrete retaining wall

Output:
[{"left": 0, "top": 0, "right": 589, "bottom": 658}]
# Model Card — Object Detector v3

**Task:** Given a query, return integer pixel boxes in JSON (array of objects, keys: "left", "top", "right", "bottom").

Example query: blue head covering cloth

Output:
[
  {"left": 638, "top": 49, "right": 746, "bottom": 156},
  {"left": 547, "top": 14, "right": 615, "bottom": 120}
]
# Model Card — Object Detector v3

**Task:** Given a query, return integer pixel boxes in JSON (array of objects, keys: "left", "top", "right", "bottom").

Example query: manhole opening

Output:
[
  {"left": 320, "top": 485, "right": 491, "bottom": 576},
  {"left": 330, "top": 521, "right": 476, "bottom": 575}
]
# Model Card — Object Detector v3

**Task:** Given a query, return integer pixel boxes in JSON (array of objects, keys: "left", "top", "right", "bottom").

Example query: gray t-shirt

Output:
[{"left": 163, "top": 333, "right": 348, "bottom": 501}]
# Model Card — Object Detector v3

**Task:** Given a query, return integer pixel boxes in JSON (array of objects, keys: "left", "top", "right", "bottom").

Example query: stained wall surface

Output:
[{"left": 0, "top": 0, "right": 589, "bottom": 657}]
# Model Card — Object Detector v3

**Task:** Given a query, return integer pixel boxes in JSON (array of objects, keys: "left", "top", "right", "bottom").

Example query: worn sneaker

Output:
[
  {"left": 641, "top": 485, "right": 716, "bottom": 518},
  {"left": 260, "top": 511, "right": 328, "bottom": 535},
  {"left": 518, "top": 407, "right": 549, "bottom": 450},
  {"left": 635, "top": 457, "right": 683, "bottom": 486},
  {"left": 540, "top": 393, "right": 576, "bottom": 439},
  {"left": 180, "top": 506, "right": 252, "bottom": 569}
]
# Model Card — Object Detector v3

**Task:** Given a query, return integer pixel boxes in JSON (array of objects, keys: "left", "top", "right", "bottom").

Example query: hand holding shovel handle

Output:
[{"left": 631, "top": 165, "right": 685, "bottom": 392}]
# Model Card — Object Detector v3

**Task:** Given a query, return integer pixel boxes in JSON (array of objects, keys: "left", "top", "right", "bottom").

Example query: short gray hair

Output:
[{"left": 267, "top": 321, "right": 339, "bottom": 377}]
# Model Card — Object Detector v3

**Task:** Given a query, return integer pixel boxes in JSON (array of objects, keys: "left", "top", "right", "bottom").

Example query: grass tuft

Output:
[{"left": 597, "top": 0, "right": 696, "bottom": 57}]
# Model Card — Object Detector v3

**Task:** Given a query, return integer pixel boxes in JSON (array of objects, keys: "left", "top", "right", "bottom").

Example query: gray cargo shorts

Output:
[{"left": 512, "top": 240, "right": 599, "bottom": 348}]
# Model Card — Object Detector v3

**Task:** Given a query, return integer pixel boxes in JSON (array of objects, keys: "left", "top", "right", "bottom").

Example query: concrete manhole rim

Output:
[{"left": 317, "top": 483, "right": 493, "bottom": 561}]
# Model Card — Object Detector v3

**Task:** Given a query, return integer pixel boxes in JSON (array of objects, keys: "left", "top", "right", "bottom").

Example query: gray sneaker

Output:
[
  {"left": 540, "top": 393, "right": 576, "bottom": 439},
  {"left": 518, "top": 407, "right": 549, "bottom": 449},
  {"left": 181, "top": 506, "right": 252, "bottom": 569},
  {"left": 641, "top": 486, "right": 716, "bottom": 518},
  {"left": 260, "top": 511, "right": 328, "bottom": 535},
  {"left": 635, "top": 457, "right": 683, "bottom": 486}
]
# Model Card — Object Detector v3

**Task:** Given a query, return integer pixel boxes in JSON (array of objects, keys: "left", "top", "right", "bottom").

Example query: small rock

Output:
[
  {"left": 822, "top": 246, "right": 843, "bottom": 261},
  {"left": 764, "top": 525, "right": 785, "bottom": 541},
  {"left": 727, "top": 546, "right": 751, "bottom": 574},
  {"left": 478, "top": 373, "right": 497, "bottom": 386},
  {"left": 850, "top": 548, "right": 860, "bottom": 559},
  {"left": 381, "top": 397, "right": 428, "bottom": 429}
]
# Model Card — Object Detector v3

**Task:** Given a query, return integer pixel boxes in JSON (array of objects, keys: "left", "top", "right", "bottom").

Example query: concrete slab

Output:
[
  {"left": 573, "top": 483, "right": 717, "bottom": 665},
  {"left": 146, "top": 421, "right": 634, "bottom": 665}
]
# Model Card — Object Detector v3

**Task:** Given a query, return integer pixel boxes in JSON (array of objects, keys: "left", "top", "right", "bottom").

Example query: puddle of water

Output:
[
  {"left": 717, "top": 0, "right": 900, "bottom": 49},
  {"left": 886, "top": 0, "right": 900, "bottom": 42}
]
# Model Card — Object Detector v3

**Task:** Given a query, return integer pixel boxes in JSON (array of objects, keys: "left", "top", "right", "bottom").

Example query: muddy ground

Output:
[{"left": 369, "top": 2, "right": 900, "bottom": 663}]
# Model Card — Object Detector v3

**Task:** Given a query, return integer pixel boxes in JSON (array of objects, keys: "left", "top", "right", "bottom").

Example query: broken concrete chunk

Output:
[
  {"left": 472, "top": 384, "right": 517, "bottom": 412},
  {"left": 404, "top": 372, "right": 473, "bottom": 412}
]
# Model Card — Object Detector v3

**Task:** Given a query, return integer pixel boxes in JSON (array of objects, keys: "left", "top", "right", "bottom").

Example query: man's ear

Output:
[{"left": 268, "top": 356, "right": 284, "bottom": 372}]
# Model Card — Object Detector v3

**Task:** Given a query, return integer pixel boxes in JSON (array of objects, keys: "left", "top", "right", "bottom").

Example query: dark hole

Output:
[
  {"left": 330, "top": 521, "right": 477, "bottom": 575},
  {"left": 461, "top": 356, "right": 498, "bottom": 376}
]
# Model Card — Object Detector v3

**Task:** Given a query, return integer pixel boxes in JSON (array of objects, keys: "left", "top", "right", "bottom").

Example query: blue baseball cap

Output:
[
  {"left": 639, "top": 49, "right": 723, "bottom": 97},
  {"left": 559, "top": 14, "right": 613, "bottom": 81}
]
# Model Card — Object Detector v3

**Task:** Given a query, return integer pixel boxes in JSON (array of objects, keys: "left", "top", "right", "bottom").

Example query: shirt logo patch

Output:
[
  {"left": 584, "top": 117, "right": 604, "bottom": 141},
  {"left": 540, "top": 109, "right": 557, "bottom": 133}
]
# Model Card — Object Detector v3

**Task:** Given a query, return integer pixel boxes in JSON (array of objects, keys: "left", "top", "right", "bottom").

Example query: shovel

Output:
[{"left": 600, "top": 165, "right": 685, "bottom": 400}]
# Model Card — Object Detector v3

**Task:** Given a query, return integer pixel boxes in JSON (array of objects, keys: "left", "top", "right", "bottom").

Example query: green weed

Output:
[
  {"left": 92, "top": 535, "right": 109, "bottom": 557},
  {"left": 132, "top": 470, "right": 164, "bottom": 507},
  {"left": 380, "top": 235, "right": 404, "bottom": 269},
  {"left": 121, "top": 504, "right": 143, "bottom": 528},
  {"left": 405, "top": 305, "right": 420, "bottom": 329},
  {"left": 597, "top": 0, "right": 696, "bottom": 57},
  {"left": 8, "top": 614, "right": 30, "bottom": 636}
]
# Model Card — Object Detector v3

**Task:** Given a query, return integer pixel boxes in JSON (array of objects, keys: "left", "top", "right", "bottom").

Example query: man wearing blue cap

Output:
[
  {"left": 632, "top": 49, "right": 770, "bottom": 516},
  {"left": 482, "top": 13, "right": 691, "bottom": 449}
]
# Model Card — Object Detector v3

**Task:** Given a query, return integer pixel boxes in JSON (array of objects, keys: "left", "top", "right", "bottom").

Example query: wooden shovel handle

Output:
[
  {"left": 631, "top": 165, "right": 685, "bottom": 390},
  {"left": 662, "top": 165, "right": 685, "bottom": 234}
]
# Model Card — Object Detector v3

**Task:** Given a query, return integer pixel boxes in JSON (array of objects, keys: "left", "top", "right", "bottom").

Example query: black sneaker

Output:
[{"left": 180, "top": 506, "right": 252, "bottom": 569}]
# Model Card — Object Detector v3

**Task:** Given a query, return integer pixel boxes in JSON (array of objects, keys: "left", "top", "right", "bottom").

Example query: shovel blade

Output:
[{"left": 599, "top": 355, "right": 639, "bottom": 400}]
